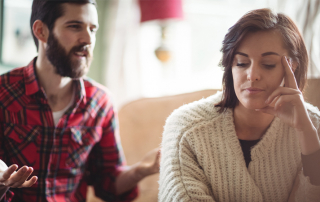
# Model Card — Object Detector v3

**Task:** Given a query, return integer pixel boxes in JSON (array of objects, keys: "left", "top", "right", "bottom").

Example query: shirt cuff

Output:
[
  {"left": 0, "top": 188, "right": 14, "bottom": 202},
  {"left": 301, "top": 149, "right": 320, "bottom": 186}
]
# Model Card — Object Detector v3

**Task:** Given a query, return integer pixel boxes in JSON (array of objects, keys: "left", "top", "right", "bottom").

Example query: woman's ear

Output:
[{"left": 32, "top": 20, "right": 49, "bottom": 44}]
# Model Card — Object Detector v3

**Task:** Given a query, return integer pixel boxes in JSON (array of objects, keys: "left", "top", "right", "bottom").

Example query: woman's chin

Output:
[{"left": 241, "top": 100, "right": 268, "bottom": 110}]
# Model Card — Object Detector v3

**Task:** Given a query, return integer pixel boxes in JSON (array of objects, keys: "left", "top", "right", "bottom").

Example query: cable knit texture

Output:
[{"left": 159, "top": 92, "right": 320, "bottom": 202}]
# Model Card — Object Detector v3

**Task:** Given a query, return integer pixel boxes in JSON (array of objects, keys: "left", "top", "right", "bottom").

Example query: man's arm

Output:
[
  {"left": 0, "top": 160, "right": 37, "bottom": 201},
  {"left": 115, "top": 148, "right": 160, "bottom": 195}
]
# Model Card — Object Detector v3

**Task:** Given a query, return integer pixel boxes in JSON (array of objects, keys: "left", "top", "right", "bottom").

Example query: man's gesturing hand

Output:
[{"left": 0, "top": 160, "right": 38, "bottom": 188}]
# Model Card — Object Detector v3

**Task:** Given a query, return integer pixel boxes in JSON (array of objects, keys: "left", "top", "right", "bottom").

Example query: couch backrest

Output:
[{"left": 118, "top": 89, "right": 218, "bottom": 202}]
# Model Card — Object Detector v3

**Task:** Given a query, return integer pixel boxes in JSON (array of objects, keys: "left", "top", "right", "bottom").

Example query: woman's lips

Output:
[{"left": 244, "top": 87, "right": 264, "bottom": 94}]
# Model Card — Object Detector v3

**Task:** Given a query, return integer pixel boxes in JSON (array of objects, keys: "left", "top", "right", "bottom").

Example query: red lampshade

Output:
[{"left": 139, "top": 0, "right": 184, "bottom": 22}]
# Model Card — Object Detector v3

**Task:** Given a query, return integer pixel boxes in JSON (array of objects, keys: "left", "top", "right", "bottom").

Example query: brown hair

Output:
[
  {"left": 31, "top": 0, "right": 97, "bottom": 51},
  {"left": 215, "top": 8, "right": 308, "bottom": 113}
]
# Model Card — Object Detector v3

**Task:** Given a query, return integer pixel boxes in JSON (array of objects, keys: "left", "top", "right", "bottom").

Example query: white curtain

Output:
[
  {"left": 269, "top": 0, "right": 320, "bottom": 78},
  {"left": 101, "top": 0, "right": 142, "bottom": 109}
]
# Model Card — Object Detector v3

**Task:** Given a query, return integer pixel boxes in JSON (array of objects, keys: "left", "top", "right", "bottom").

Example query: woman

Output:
[{"left": 159, "top": 8, "right": 320, "bottom": 202}]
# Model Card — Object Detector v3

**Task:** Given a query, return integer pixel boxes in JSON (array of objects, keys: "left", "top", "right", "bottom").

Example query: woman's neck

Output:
[{"left": 233, "top": 103, "right": 275, "bottom": 140}]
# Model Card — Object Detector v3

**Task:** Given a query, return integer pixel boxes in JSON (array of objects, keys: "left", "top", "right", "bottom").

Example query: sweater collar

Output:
[{"left": 222, "top": 108, "right": 281, "bottom": 161}]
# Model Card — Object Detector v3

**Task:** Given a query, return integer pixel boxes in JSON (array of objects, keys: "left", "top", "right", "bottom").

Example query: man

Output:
[{"left": 0, "top": 0, "right": 160, "bottom": 201}]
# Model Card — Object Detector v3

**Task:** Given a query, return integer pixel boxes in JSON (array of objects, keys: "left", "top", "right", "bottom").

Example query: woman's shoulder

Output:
[{"left": 164, "top": 91, "right": 224, "bottom": 132}]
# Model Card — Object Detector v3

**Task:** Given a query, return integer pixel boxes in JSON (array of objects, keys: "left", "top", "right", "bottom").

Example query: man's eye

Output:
[
  {"left": 236, "top": 63, "right": 248, "bottom": 67},
  {"left": 69, "top": 25, "right": 81, "bottom": 29}
]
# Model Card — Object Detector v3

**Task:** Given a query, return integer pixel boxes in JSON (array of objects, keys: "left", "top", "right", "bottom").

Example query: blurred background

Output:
[
  {"left": 0, "top": 0, "right": 319, "bottom": 108},
  {"left": 1, "top": 1, "right": 319, "bottom": 201}
]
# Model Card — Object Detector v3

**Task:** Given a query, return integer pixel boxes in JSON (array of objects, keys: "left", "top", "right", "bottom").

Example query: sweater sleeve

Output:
[
  {"left": 159, "top": 112, "right": 216, "bottom": 202},
  {"left": 291, "top": 108, "right": 320, "bottom": 201}
]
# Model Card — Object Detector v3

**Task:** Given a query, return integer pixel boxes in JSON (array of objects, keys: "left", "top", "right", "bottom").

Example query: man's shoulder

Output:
[
  {"left": 82, "top": 77, "right": 113, "bottom": 102},
  {"left": 0, "top": 67, "right": 25, "bottom": 86}
]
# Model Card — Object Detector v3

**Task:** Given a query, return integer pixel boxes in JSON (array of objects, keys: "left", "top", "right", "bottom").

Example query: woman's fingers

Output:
[
  {"left": 255, "top": 106, "right": 276, "bottom": 115},
  {"left": 266, "top": 86, "right": 300, "bottom": 105},
  {"left": 259, "top": 94, "right": 301, "bottom": 116},
  {"left": 282, "top": 56, "right": 298, "bottom": 90}
]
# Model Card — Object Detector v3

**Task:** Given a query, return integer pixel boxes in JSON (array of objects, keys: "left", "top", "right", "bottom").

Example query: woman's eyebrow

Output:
[
  {"left": 235, "top": 52, "right": 248, "bottom": 57},
  {"left": 261, "top": 52, "right": 280, "bottom": 56}
]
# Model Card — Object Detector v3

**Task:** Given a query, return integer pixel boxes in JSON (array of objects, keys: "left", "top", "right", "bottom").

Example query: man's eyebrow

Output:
[
  {"left": 235, "top": 52, "right": 248, "bottom": 57},
  {"left": 261, "top": 52, "right": 280, "bottom": 56},
  {"left": 65, "top": 20, "right": 99, "bottom": 29}
]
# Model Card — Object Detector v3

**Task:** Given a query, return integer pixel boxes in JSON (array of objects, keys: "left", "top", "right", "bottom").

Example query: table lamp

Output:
[{"left": 139, "top": 0, "right": 183, "bottom": 63}]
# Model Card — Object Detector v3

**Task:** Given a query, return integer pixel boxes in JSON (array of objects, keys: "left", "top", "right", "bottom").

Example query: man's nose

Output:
[
  {"left": 247, "top": 63, "right": 261, "bottom": 81},
  {"left": 79, "top": 28, "right": 93, "bottom": 45}
]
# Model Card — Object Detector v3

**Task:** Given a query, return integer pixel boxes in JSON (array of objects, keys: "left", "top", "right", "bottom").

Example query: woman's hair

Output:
[
  {"left": 215, "top": 8, "right": 308, "bottom": 113},
  {"left": 30, "top": 0, "right": 97, "bottom": 51}
]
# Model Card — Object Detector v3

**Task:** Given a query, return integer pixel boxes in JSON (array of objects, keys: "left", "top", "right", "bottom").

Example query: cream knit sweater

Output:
[{"left": 159, "top": 92, "right": 320, "bottom": 202}]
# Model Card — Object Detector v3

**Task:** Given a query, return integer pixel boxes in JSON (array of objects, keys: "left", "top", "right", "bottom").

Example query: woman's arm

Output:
[
  {"left": 159, "top": 123, "right": 216, "bottom": 202},
  {"left": 258, "top": 56, "right": 320, "bottom": 154},
  {"left": 257, "top": 56, "right": 320, "bottom": 201}
]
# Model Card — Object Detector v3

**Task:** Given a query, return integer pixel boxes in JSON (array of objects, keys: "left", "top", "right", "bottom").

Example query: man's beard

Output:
[{"left": 46, "top": 32, "right": 92, "bottom": 78}]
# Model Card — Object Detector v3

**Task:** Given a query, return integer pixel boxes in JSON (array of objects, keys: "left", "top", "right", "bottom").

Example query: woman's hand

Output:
[
  {"left": 256, "top": 56, "right": 320, "bottom": 155},
  {"left": 257, "top": 56, "right": 308, "bottom": 131}
]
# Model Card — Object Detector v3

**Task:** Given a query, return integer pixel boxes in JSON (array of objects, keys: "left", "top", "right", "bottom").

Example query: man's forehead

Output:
[{"left": 58, "top": 2, "right": 98, "bottom": 26}]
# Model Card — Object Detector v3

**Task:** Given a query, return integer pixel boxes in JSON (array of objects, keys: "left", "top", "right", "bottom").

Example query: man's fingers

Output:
[
  {"left": 4, "top": 166, "right": 29, "bottom": 187},
  {"left": 12, "top": 167, "right": 34, "bottom": 188},
  {"left": 19, "top": 176, "right": 38, "bottom": 188},
  {"left": 1, "top": 165, "right": 18, "bottom": 181},
  {"left": 282, "top": 56, "right": 298, "bottom": 90}
]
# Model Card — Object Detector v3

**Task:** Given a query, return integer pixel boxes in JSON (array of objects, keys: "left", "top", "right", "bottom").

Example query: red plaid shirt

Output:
[{"left": 0, "top": 58, "right": 138, "bottom": 202}]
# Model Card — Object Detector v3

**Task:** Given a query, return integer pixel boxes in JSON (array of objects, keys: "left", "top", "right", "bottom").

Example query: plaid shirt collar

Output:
[{"left": 23, "top": 57, "right": 87, "bottom": 104}]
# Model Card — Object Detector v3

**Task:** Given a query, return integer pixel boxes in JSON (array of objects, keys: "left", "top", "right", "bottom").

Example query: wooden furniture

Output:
[{"left": 303, "top": 78, "right": 320, "bottom": 109}]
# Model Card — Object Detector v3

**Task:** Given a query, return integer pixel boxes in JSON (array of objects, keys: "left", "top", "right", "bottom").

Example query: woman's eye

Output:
[
  {"left": 236, "top": 63, "right": 248, "bottom": 67},
  {"left": 264, "top": 64, "right": 276, "bottom": 69}
]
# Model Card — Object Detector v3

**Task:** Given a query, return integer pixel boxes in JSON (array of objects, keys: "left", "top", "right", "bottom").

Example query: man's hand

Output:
[
  {"left": 136, "top": 148, "right": 161, "bottom": 180},
  {"left": 115, "top": 148, "right": 161, "bottom": 195},
  {"left": 0, "top": 160, "right": 38, "bottom": 188}
]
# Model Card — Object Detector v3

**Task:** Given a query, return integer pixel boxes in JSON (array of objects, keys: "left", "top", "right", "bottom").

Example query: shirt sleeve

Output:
[
  {"left": 301, "top": 149, "right": 320, "bottom": 185},
  {"left": 0, "top": 126, "right": 14, "bottom": 202},
  {"left": 86, "top": 103, "right": 138, "bottom": 202},
  {"left": 0, "top": 188, "right": 14, "bottom": 202}
]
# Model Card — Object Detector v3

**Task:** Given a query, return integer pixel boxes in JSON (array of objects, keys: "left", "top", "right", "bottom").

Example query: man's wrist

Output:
[
  {"left": 0, "top": 185, "right": 9, "bottom": 193},
  {"left": 132, "top": 162, "right": 147, "bottom": 182}
]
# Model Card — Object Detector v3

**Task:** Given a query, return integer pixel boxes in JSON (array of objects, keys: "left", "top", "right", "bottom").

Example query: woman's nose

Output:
[{"left": 247, "top": 64, "right": 261, "bottom": 81}]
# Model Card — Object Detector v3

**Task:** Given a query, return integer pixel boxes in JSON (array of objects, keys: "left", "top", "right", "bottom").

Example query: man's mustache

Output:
[{"left": 71, "top": 44, "right": 91, "bottom": 56}]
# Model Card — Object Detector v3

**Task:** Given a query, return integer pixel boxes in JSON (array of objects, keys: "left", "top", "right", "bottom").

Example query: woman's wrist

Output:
[{"left": 296, "top": 124, "right": 320, "bottom": 155}]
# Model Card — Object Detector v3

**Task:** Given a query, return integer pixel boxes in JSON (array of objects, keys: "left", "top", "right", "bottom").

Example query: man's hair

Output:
[
  {"left": 215, "top": 8, "right": 308, "bottom": 113},
  {"left": 30, "top": 0, "right": 97, "bottom": 51}
]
